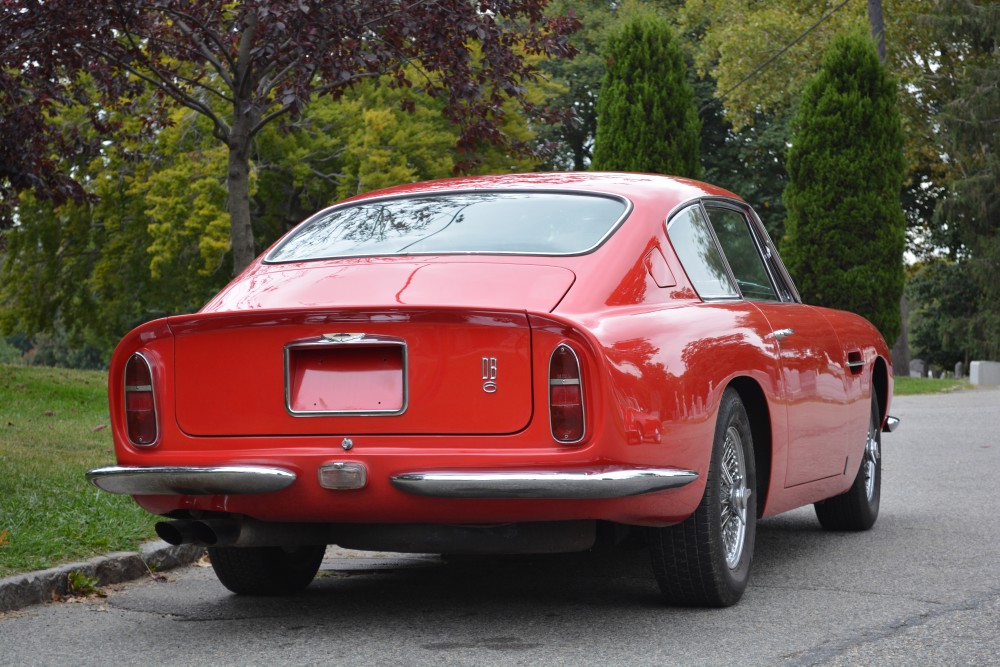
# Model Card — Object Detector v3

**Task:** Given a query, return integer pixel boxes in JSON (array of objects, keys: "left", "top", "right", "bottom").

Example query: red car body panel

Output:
[{"left": 95, "top": 172, "right": 893, "bottom": 533}]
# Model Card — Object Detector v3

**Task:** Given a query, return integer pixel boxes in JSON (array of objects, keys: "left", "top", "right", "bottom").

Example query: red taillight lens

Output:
[
  {"left": 124, "top": 353, "right": 157, "bottom": 446},
  {"left": 549, "top": 344, "right": 584, "bottom": 443}
]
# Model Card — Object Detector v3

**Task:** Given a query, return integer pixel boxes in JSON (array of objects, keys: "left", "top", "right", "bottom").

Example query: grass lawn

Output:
[
  {"left": 0, "top": 364, "right": 158, "bottom": 578},
  {"left": 893, "top": 375, "right": 974, "bottom": 395}
]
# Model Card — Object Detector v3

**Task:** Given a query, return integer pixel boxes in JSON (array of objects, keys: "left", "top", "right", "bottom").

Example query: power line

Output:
[{"left": 706, "top": 0, "right": 854, "bottom": 111}]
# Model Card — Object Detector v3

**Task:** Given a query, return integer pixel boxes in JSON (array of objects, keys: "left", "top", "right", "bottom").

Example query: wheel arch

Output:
[
  {"left": 727, "top": 376, "right": 772, "bottom": 519},
  {"left": 872, "top": 356, "right": 889, "bottom": 424}
]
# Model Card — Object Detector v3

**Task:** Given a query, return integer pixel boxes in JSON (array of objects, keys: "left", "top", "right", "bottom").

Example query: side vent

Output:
[
  {"left": 124, "top": 353, "right": 158, "bottom": 446},
  {"left": 549, "top": 344, "right": 585, "bottom": 444}
]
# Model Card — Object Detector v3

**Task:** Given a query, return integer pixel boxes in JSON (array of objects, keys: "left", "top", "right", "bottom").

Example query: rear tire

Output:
[
  {"left": 814, "top": 391, "right": 881, "bottom": 531},
  {"left": 208, "top": 544, "right": 325, "bottom": 595},
  {"left": 648, "top": 388, "right": 757, "bottom": 607}
]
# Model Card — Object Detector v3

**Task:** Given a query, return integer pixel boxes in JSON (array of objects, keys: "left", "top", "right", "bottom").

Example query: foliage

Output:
[
  {"left": 592, "top": 12, "right": 701, "bottom": 177},
  {"left": 0, "top": 365, "right": 159, "bottom": 577},
  {"left": 679, "top": 0, "right": 964, "bottom": 257},
  {"left": 66, "top": 570, "right": 105, "bottom": 598},
  {"left": 1, "top": 1, "right": 579, "bottom": 272},
  {"left": 0, "top": 70, "right": 549, "bottom": 364},
  {"left": 925, "top": 1, "right": 1000, "bottom": 359},
  {"left": 782, "top": 31, "right": 906, "bottom": 344},
  {"left": 906, "top": 260, "right": 987, "bottom": 367}
]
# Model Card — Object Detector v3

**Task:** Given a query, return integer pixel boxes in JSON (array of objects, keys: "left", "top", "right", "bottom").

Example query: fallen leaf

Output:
[
  {"left": 43, "top": 410, "right": 55, "bottom": 417},
  {"left": 92, "top": 424, "right": 108, "bottom": 432}
]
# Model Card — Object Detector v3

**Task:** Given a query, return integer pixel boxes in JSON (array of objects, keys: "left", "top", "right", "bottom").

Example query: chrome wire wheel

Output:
[
  {"left": 814, "top": 390, "right": 882, "bottom": 532},
  {"left": 862, "top": 410, "right": 880, "bottom": 501},
  {"left": 720, "top": 425, "right": 750, "bottom": 569}
]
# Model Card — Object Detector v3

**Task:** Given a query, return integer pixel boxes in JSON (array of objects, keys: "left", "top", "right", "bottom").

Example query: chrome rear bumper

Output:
[
  {"left": 390, "top": 467, "right": 698, "bottom": 499},
  {"left": 86, "top": 465, "right": 296, "bottom": 495},
  {"left": 86, "top": 464, "right": 697, "bottom": 500}
]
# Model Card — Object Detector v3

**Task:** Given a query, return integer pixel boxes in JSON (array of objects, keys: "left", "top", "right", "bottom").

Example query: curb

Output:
[{"left": 0, "top": 541, "right": 205, "bottom": 613}]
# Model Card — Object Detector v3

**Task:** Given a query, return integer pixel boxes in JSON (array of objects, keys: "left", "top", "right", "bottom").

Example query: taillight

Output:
[
  {"left": 124, "top": 353, "right": 158, "bottom": 446},
  {"left": 549, "top": 344, "right": 585, "bottom": 443}
]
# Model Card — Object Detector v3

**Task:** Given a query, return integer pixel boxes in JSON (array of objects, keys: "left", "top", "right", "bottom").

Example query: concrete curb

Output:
[{"left": 0, "top": 541, "right": 205, "bottom": 613}]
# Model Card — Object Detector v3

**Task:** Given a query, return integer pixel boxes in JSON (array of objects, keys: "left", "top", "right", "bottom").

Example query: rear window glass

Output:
[{"left": 266, "top": 192, "right": 629, "bottom": 262}]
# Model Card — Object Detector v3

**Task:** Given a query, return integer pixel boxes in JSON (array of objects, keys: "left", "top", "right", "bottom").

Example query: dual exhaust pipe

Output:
[{"left": 155, "top": 518, "right": 331, "bottom": 548}]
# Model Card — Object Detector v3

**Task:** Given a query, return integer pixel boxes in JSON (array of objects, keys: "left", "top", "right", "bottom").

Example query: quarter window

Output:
[{"left": 667, "top": 205, "right": 739, "bottom": 299}]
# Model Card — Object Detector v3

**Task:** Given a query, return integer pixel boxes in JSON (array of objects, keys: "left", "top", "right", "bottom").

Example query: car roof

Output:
[{"left": 338, "top": 172, "right": 742, "bottom": 210}]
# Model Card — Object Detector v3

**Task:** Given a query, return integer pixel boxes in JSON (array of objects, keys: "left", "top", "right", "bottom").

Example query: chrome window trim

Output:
[
  {"left": 283, "top": 333, "right": 409, "bottom": 417},
  {"left": 743, "top": 204, "right": 802, "bottom": 303},
  {"left": 700, "top": 200, "right": 783, "bottom": 303},
  {"left": 665, "top": 202, "right": 741, "bottom": 302},
  {"left": 664, "top": 196, "right": 802, "bottom": 304},
  {"left": 263, "top": 189, "right": 634, "bottom": 264},
  {"left": 124, "top": 351, "right": 159, "bottom": 448}
]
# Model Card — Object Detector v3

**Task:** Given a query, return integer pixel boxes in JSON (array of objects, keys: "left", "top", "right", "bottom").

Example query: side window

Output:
[
  {"left": 666, "top": 205, "right": 739, "bottom": 299},
  {"left": 704, "top": 207, "right": 779, "bottom": 301}
]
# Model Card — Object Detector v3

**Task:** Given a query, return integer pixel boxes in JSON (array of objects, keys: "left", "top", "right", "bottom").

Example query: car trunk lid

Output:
[{"left": 172, "top": 308, "right": 536, "bottom": 436}]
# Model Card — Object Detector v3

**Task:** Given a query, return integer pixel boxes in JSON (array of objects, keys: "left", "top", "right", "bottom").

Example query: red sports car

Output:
[{"left": 88, "top": 172, "right": 898, "bottom": 607}]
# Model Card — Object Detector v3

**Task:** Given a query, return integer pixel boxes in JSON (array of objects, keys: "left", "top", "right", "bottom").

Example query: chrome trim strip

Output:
[
  {"left": 389, "top": 467, "right": 698, "bottom": 499},
  {"left": 883, "top": 415, "right": 900, "bottom": 433},
  {"left": 846, "top": 360, "right": 865, "bottom": 370},
  {"left": 283, "top": 333, "right": 409, "bottom": 417},
  {"left": 86, "top": 465, "right": 296, "bottom": 495}
]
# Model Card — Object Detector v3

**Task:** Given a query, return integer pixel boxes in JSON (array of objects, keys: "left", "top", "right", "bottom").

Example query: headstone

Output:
[
  {"left": 909, "top": 358, "right": 927, "bottom": 379},
  {"left": 969, "top": 361, "right": 1000, "bottom": 385},
  {"left": 955, "top": 361, "right": 965, "bottom": 378}
]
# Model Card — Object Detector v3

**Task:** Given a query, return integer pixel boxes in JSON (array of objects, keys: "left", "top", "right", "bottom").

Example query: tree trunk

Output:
[
  {"left": 227, "top": 116, "right": 257, "bottom": 274},
  {"left": 892, "top": 293, "right": 910, "bottom": 377},
  {"left": 868, "top": 0, "right": 886, "bottom": 63}
]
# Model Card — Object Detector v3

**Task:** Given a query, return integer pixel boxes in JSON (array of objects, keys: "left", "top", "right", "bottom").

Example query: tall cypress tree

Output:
[
  {"left": 782, "top": 31, "right": 906, "bottom": 343},
  {"left": 591, "top": 14, "right": 701, "bottom": 177}
]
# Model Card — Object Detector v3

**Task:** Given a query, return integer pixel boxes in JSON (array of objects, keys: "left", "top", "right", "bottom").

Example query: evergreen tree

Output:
[
  {"left": 782, "top": 31, "right": 906, "bottom": 343},
  {"left": 926, "top": 0, "right": 1000, "bottom": 362},
  {"left": 591, "top": 14, "right": 701, "bottom": 177}
]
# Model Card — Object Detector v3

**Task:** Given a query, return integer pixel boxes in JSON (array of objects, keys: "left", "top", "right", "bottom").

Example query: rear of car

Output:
[{"left": 88, "top": 185, "right": 703, "bottom": 555}]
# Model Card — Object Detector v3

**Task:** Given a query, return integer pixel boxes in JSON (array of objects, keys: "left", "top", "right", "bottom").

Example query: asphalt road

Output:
[{"left": 2, "top": 389, "right": 999, "bottom": 667}]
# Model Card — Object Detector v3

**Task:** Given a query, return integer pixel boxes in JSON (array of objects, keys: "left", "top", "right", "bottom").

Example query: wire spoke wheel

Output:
[
  {"left": 648, "top": 388, "right": 756, "bottom": 607},
  {"left": 815, "top": 390, "right": 882, "bottom": 531},
  {"left": 720, "top": 426, "right": 750, "bottom": 569}
]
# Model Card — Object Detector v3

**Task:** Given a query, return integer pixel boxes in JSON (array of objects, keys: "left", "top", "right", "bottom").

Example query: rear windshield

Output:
[{"left": 265, "top": 191, "right": 629, "bottom": 262}]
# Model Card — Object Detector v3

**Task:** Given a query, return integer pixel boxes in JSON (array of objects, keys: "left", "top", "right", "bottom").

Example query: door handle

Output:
[{"left": 772, "top": 328, "right": 795, "bottom": 340}]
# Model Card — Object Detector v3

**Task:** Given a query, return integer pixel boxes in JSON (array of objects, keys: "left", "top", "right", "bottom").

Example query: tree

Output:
[
  {"left": 915, "top": 0, "right": 1000, "bottom": 363},
  {"left": 782, "top": 31, "right": 906, "bottom": 344},
  {"left": 1, "top": 1, "right": 577, "bottom": 273},
  {"left": 591, "top": 13, "right": 701, "bottom": 177},
  {"left": 0, "top": 69, "right": 551, "bottom": 363}
]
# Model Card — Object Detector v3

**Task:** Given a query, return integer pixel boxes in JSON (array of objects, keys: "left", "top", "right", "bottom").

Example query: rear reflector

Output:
[
  {"left": 124, "top": 353, "right": 157, "bottom": 446},
  {"left": 549, "top": 344, "right": 585, "bottom": 443}
]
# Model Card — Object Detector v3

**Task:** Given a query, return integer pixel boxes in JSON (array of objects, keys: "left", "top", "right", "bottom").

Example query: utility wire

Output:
[{"left": 705, "top": 0, "right": 854, "bottom": 111}]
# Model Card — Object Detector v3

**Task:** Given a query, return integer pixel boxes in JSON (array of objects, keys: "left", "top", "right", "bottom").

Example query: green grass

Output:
[
  {"left": 0, "top": 364, "right": 158, "bottom": 578},
  {"left": 893, "top": 375, "right": 974, "bottom": 395}
]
